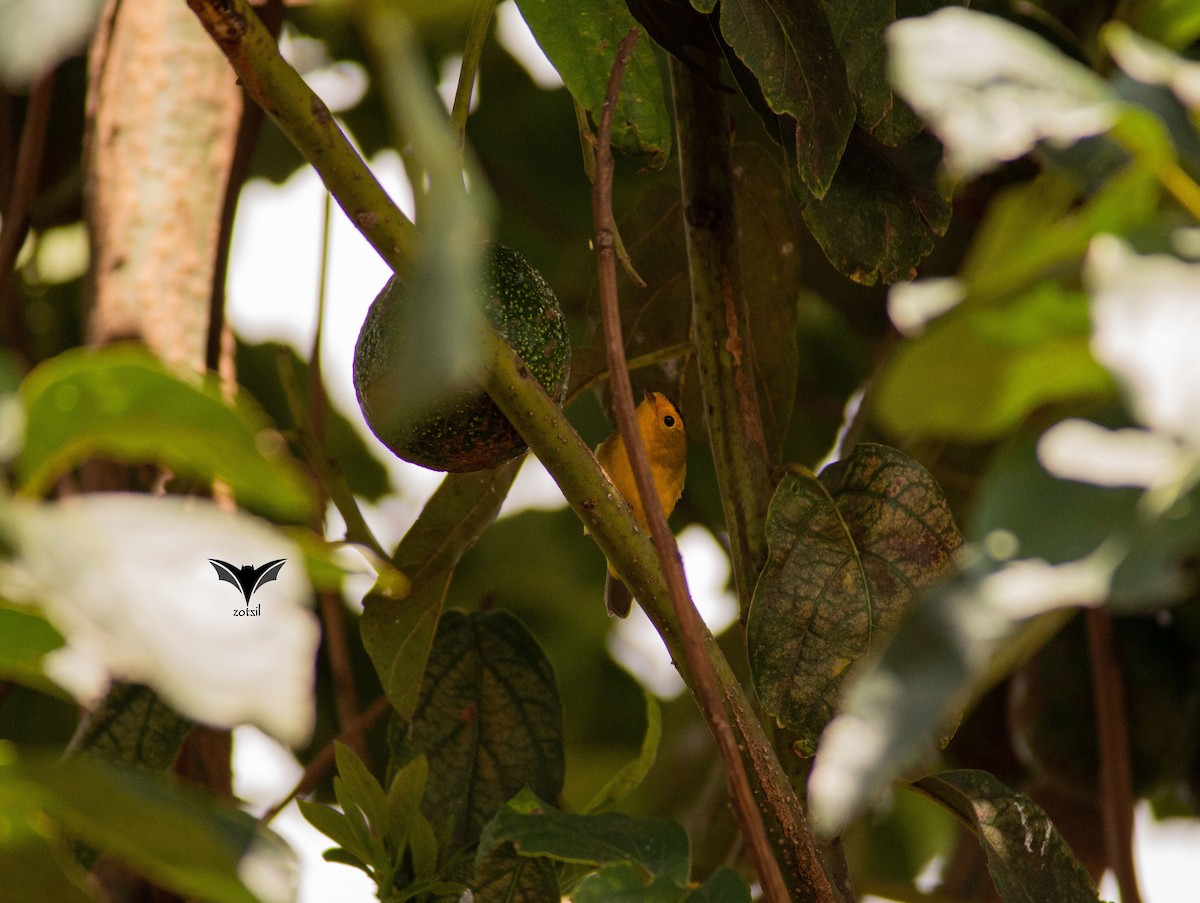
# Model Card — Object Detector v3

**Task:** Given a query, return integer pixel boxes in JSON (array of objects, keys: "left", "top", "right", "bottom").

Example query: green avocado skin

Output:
[{"left": 353, "top": 243, "right": 570, "bottom": 472}]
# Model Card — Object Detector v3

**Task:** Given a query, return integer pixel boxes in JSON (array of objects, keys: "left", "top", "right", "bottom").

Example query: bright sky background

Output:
[{"left": 224, "top": 4, "right": 1200, "bottom": 900}]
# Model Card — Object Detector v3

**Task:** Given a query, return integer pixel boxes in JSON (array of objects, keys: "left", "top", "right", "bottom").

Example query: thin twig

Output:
[
  {"left": 0, "top": 69, "right": 54, "bottom": 367},
  {"left": 591, "top": 29, "right": 790, "bottom": 903},
  {"left": 1086, "top": 607, "right": 1142, "bottom": 903},
  {"left": 205, "top": 0, "right": 285, "bottom": 375},
  {"left": 450, "top": 0, "right": 496, "bottom": 150},
  {"left": 260, "top": 694, "right": 392, "bottom": 824}
]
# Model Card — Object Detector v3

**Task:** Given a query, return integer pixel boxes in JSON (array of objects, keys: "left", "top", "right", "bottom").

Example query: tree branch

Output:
[
  {"left": 668, "top": 55, "right": 772, "bottom": 612},
  {"left": 591, "top": 30, "right": 789, "bottom": 903},
  {"left": 185, "top": 0, "right": 417, "bottom": 279},
  {"left": 1086, "top": 607, "right": 1142, "bottom": 903}
]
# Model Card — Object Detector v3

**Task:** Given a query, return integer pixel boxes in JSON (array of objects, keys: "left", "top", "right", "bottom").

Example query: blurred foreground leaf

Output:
[
  {"left": 2, "top": 749, "right": 297, "bottom": 903},
  {"left": 18, "top": 345, "right": 314, "bottom": 522}
]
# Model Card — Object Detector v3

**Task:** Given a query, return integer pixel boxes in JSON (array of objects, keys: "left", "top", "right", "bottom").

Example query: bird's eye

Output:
[{"left": 663, "top": 415, "right": 675, "bottom": 427}]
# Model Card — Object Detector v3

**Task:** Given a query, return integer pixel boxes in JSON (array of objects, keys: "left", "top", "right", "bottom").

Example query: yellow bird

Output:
[{"left": 594, "top": 391, "right": 687, "bottom": 617}]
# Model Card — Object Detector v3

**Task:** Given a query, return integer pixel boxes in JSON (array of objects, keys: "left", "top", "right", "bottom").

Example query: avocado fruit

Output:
[{"left": 353, "top": 242, "right": 570, "bottom": 472}]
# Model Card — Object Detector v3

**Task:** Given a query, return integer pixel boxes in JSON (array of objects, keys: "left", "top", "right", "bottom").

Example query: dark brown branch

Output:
[
  {"left": 1086, "top": 607, "right": 1142, "bottom": 903},
  {"left": 591, "top": 29, "right": 790, "bottom": 903},
  {"left": 0, "top": 69, "right": 54, "bottom": 367},
  {"left": 260, "top": 694, "right": 392, "bottom": 824}
]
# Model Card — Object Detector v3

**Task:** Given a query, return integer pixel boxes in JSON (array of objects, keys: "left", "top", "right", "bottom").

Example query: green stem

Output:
[
  {"left": 450, "top": 0, "right": 497, "bottom": 149},
  {"left": 479, "top": 328, "right": 837, "bottom": 901},
  {"left": 185, "top": 0, "right": 417, "bottom": 278},
  {"left": 669, "top": 56, "right": 773, "bottom": 611}
]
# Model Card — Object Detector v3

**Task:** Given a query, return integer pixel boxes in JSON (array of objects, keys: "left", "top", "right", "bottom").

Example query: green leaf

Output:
[
  {"left": 687, "top": 867, "right": 754, "bottom": 902},
  {"left": 888, "top": 8, "right": 1117, "bottom": 178},
  {"left": 333, "top": 741, "right": 387, "bottom": 838},
  {"left": 384, "top": 754, "right": 429, "bottom": 859},
  {"left": 958, "top": 164, "right": 1160, "bottom": 305},
  {"left": 0, "top": 606, "right": 66, "bottom": 698},
  {"left": 17, "top": 345, "right": 313, "bottom": 522},
  {"left": 390, "top": 609, "right": 565, "bottom": 857},
  {"left": 912, "top": 770, "right": 1099, "bottom": 902},
  {"left": 827, "top": 0, "right": 927, "bottom": 145},
  {"left": 801, "top": 128, "right": 950, "bottom": 285},
  {"left": 718, "top": 0, "right": 854, "bottom": 196},
  {"left": 573, "top": 864, "right": 691, "bottom": 902},
  {"left": 583, "top": 691, "right": 661, "bottom": 812},
  {"left": 513, "top": 0, "right": 671, "bottom": 169},
  {"left": 235, "top": 341, "right": 390, "bottom": 502},
  {"left": 66, "top": 683, "right": 193, "bottom": 775},
  {"left": 361, "top": 460, "right": 520, "bottom": 719},
  {"left": 874, "top": 283, "right": 1114, "bottom": 441},
  {"left": 10, "top": 752, "right": 296, "bottom": 903},
  {"left": 472, "top": 846, "right": 560, "bottom": 903},
  {"left": 479, "top": 788, "right": 690, "bottom": 883},
  {"left": 298, "top": 800, "right": 374, "bottom": 867},
  {"left": 748, "top": 445, "right": 962, "bottom": 753}
]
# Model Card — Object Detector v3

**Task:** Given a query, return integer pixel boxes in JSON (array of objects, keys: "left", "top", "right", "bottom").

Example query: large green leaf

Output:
[
  {"left": 874, "top": 283, "right": 1114, "bottom": 441},
  {"left": 748, "top": 444, "right": 961, "bottom": 753},
  {"left": 913, "top": 770, "right": 1098, "bottom": 902},
  {"left": 513, "top": 0, "right": 671, "bottom": 169},
  {"left": 361, "top": 459, "right": 520, "bottom": 719},
  {"left": 3, "top": 751, "right": 296, "bottom": 903},
  {"left": 390, "top": 609, "right": 565, "bottom": 858},
  {"left": 17, "top": 345, "right": 313, "bottom": 522},
  {"left": 718, "top": 0, "right": 854, "bottom": 196},
  {"left": 826, "top": 0, "right": 929, "bottom": 145},
  {"left": 801, "top": 128, "right": 950, "bottom": 285}
]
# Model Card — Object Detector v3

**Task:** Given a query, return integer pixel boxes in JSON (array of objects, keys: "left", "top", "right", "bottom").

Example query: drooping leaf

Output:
[
  {"left": 718, "top": 0, "right": 854, "bottom": 196},
  {"left": 513, "top": 0, "right": 672, "bottom": 169},
  {"left": 361, "top": 459, "right": 520, "bottom": 719},
  {"left": 583, "top": 691, "right": 662, "bottom": 812},
  {"left": 888, "top": 8, "right": 1118, "bottom": 178},
  {"left": 874, "top": 282, "right": 1115, "bottom": 441},
  {"left": 390, "top": 609, "right": 565, "bottom": 858},
  {"left": 826, "top": 0, "right": 929, "bottom": 145},
  {"left": 912, "top": 770, "right": 1099, "bottom": 902},
  {"left": 6, "top": 751, "right": 297, "bottom": 903},
  {"left": 3, "top": 494, "right": 319, "bottom": 747},
  {"left": 17, "top": 345, "right": 314, "bottom": 522},
  {"left": 748, "top": 444, "right": 961, "bottom": 753},
  {"left": 687, "top": 867, "right": 754, "bottom": 902},
  {"left": 801, "top": 128, "right": 950, "bottom": 285}
]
